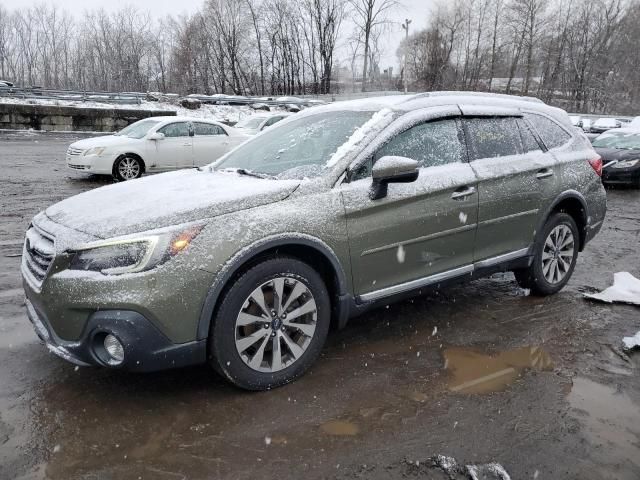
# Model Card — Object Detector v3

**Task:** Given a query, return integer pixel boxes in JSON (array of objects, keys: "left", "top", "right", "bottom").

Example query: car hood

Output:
[
  {"left": 70, "top": 135, "right": 140, "bottom": 150},
  {"left": 45, "top": 170, "right": 300, "bottom": 239},
  {"left": 595, "top": 147, "right": 640, "bottom": 163}
]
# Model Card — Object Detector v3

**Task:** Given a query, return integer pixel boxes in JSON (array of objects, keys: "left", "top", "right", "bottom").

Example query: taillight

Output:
[{"left": 588, "top": 155, "right": 603, "bottom": 177}]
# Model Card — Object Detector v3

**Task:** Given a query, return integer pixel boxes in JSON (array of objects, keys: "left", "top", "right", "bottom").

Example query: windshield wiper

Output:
[{"left": 218, "top": 168, "right": 276, "bottom": 179}]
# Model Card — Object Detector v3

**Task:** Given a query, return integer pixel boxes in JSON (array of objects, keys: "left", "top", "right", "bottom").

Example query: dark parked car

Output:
[{"left": 593, "top": 129, "right": 640, "bottom": 187}]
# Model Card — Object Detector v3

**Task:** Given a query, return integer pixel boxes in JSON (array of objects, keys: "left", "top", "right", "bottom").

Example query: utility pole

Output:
[{"left": 401, "top": 18, "right": 412, "bottom": 94}]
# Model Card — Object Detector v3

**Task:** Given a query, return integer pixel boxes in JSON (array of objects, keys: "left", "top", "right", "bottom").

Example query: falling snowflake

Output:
[{"left": 397, "top": 244, "right": 406, "bottom": 263}]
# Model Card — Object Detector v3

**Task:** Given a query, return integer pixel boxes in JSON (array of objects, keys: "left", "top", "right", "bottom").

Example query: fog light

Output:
[{"left": 104, "top": 334, "right": 124, "bottom": 365}]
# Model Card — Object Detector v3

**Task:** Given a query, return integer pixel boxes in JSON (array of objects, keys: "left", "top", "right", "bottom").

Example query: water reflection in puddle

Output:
[
  {"left": 444, "top": 346, "right": 553, "bottom": 394},
  {"left": 320, "top": 419, "right": 359, "bottom": 436}
]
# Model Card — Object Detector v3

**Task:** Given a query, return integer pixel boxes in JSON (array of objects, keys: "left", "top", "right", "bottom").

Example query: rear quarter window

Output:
[{"left": 526, "top": 113, "right": 572, "bottom": 149}]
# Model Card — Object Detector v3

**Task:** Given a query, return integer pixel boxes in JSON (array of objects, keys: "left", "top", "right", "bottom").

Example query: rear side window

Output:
[
  {"left": 464, "top": 117, "right": 523, "bottom": 160},
  {"left": 526, "top": 114, "right": 571, "bottom": 149},
  {"left": 517, "top": 118, "right": 542, "bottom": 152},
  {"left": 374, "top": 118, "right": 465, "bottom": 168},
  {"left": 194, "top": 122, "right": 226, "bottom": 136}
]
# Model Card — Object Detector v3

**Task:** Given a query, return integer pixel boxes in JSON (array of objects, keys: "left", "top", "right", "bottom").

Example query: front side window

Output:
[
  {"left": 465, "top": 117, "right": 523, "bottom": 160},
  {"left": 526, "top": 113, "right": 571, "bottom": 149},
  {"left": 215, "top": 110, "right": 377, "bottom": 179},
  {"left": 375, "top": 118, "right": 465, "bottom": 168},
  {"left": 158, "top": 122, "right": 191, "bottom": 138},
  {"left": 194, "top": 123, "right": 225, "bottom": 136},
  {"left": 263, "top": 116, "right": 283, "bottom": 129}
]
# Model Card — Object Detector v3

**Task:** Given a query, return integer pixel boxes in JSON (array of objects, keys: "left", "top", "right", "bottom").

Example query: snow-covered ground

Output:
[{"left": 0, "top": 97, "right": 259, "bottom": 124}]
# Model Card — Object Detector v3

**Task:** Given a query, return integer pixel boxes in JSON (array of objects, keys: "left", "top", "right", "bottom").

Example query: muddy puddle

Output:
[
  {"left": 444, "top": 346, "right": 553, "bottom": 394},
  {"left": 568, "top": 377, "right": 640, "bottom": 468}
]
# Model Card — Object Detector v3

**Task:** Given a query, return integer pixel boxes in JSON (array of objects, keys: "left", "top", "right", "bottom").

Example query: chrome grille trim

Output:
[
  {"left": 22, "top": 224, "right": 55, "bottom": 289},
  {"left": 66, "top": 147, "right": 84, "bottom": 156}
]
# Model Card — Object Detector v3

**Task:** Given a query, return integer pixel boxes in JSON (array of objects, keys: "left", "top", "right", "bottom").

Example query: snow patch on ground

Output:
[
  {"left": 431, "top": 455, "right": 511, "bottom": 479},
  {"left": 583, "top": 272, "right": 640, "bottom": 306},
  {"left": 622, "top": 332, "right": 640, "bottom": 351}
]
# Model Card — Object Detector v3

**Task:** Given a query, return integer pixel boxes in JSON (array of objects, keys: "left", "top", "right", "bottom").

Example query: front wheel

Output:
[
  {"left": 113, "top": 155, "right": 143, "bottom": 181},
  {"left": 514, "top": 213, "right": 579, "bottom": 295},
  {"left": 209, "top": 257, "right": 331, "bottom": 390}
]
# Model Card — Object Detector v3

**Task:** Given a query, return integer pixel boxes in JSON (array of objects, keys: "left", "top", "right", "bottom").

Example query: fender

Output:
[
  {"left": 536, "top": 189, "right": 589, "bottom": 250},
  {"left": 196, "top": 233, "right": 349, "bottom": 340}
]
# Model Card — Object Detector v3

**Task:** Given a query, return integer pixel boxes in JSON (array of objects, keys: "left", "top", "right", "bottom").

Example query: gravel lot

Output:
[{"left": 1, "top": 131, "right": 639, "bottom": 480}]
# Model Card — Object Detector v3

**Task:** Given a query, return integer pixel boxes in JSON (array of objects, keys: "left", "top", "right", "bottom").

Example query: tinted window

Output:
[
  {"left": 158, "top": 122, "right": 190, "bottom": 138},
  {"left": 517, "top": 118, "right": 542, "bottom": 152},
  {"left": 375, "top": 119, "right": 464, "bottom": 168},
  {"left": 465, "top": 117, "right": 523, "bottom": 160},
  {"left": 194, "top": 123, "right": 225, "bottom": 136},
  {"left": 526, "top": 114, "right": 571, "bottom": 149}
]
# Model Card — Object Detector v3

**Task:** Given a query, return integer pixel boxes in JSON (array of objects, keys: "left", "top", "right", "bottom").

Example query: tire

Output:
[
  {"left": 209, "top": 256, "right": 331, "bottom": 391},
  {"left": 113, "top": 155, "right": 143, "bottom": 181},
  {"left": 514, "top": 213, "right": 579, "bottom": 296}
]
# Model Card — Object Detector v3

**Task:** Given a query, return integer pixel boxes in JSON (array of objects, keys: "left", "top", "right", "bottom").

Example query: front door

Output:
[
  {"left": 341, "top": 117, "right": 479, "bottom": 300},
  {"left": 154, "top": 121, "right": 193, "bottom": 170}
]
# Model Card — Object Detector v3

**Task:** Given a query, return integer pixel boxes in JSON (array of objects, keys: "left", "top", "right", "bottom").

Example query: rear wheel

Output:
[
  {"left": 514, "top": 213, "right": 579, "bottom": 295},
  {"left": 209, "top": 257, "right": 330, "bottom": 390},
  {"left": 113, "top": 155, "right": 143, "bottom": 181}
]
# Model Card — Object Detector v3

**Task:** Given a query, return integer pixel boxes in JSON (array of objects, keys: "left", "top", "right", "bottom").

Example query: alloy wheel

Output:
[
  {"left": 234, "top": 277, "right": 317, "bottom": 373},
  {"left": 541, "top": 224, "right": 575, "bottom": 284},
  {"left": 118, "top": 157, "right": 140, "bottom": 180}
]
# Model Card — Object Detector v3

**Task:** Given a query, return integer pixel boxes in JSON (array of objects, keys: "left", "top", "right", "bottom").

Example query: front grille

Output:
[
  {"left": 68, "top": 164, "right": 88, "bottom": 170},
  {"left": 23, "top": 225, "right": 55, "bottom": 286},
  {"left": 67, "top": 147, "right": 84, "bottom": 156}
]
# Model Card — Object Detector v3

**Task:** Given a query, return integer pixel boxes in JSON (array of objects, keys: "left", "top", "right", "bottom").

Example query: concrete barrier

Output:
[{"left": 0, "top": 104, "right": 176, "bottom": 132}]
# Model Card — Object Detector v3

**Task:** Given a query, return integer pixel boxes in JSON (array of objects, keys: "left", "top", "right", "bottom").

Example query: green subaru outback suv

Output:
[{"left": 22, "top": 92, "right": 606, "bottom": 390}]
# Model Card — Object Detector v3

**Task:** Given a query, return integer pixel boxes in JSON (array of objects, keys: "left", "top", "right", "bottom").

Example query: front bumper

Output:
[
  {"left": 66, "top": 153, "right": 115, "bottom": 175},
  {"left": 25, "top": 297, "right": 206, "bottom": 371}
]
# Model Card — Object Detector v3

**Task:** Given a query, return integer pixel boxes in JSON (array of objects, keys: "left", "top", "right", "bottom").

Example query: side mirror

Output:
[
  {"left": 148, "top": 132, "right": 165, "bottom": 141},
  {"left": 369, "top": 156, "right": 419, "bottom": 200}
]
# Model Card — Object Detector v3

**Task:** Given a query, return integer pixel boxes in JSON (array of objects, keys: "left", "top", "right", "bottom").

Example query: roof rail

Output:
[{"left": 403, "top": 91, "right": 544, "bottom": 104}]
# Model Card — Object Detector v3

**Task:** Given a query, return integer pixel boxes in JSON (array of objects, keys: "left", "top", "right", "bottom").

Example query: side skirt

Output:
[{"left": 348, "top": 248, "right": 532, "bottom": 319}]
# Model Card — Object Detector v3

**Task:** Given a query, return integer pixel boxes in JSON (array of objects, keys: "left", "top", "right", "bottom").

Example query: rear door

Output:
[
  {"left": 192, "top": 122, "right": 231, "bottom": 166},
  {"left": 154, "top": 121, "right": 193, "bottom": 170},
  {"left": 341, "top": 112, "right": 479, "bottom": 300},
  {"left": 462, "top": 111, "right": 557, "bottom": 262}
]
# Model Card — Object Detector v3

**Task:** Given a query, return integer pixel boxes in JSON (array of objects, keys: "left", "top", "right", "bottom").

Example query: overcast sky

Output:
[{"left": 0, "top": 0, "right": 430, "bottom": 68}]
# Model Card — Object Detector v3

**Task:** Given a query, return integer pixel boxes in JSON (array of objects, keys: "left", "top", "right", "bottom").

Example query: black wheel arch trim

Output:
[
  {"left": 537, "top": 190, "right": 589, "bottom": 250},
  {"left": 196, "top": 234, "right": 350, "bottom": 340}
]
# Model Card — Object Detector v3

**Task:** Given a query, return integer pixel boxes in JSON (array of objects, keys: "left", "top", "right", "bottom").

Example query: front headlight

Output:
[
  {"left": 612, "top": 159, "right": 640, "bottom": 168},
  {"left": 84, "top": 147, "right": 106, "bottom": 156},
  {"left": 68, "top": 225, "right": 203, "bottom": 275}
]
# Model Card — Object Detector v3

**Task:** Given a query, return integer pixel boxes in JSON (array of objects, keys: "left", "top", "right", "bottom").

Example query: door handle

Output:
[
  {"left": 182, "top": 143, "right": 191, "bottom": 147},
  {"left": 451, "top": 186, "right": 476, "bottom": 200},
  {"left": 536, "top": 169, "right": 554, "bottom": 179}
]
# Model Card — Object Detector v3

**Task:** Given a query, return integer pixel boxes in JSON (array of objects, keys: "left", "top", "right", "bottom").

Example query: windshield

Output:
[
  {"left": 115, "top": 119, "right": 162, "bottom": 139},
  {"left": 593, "top": 132, "right": 640, "bottom": 150},
  {"left": 235, "top": 116, "right": 267, "bottom": 129},
  {"left": 215, "top": 110, "right": 376, "bottom": 179}
]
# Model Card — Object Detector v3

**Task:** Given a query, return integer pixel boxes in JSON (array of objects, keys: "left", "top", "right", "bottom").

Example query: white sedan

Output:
[
  {"left": 233, "top": 112, "right": 291, "bottom": 135},
  {"left": 66, "top": 116, "right": 248, "bottom": 181}
]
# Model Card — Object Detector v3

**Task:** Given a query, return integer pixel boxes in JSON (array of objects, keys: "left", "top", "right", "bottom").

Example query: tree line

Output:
[
  {"left": 0, "top": 0, "right": 398, "bottom": 97},
  {"left": 1, "top": 0, "right": 639, "bottom": 114},
  {"left": 400, "top": 0, "right": 640, "bottom": 114}
]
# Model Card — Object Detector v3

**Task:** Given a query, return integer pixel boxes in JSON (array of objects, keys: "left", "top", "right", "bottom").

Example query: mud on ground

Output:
[{"left": 0, "top": 132, "right": 639, "bottom": 480}]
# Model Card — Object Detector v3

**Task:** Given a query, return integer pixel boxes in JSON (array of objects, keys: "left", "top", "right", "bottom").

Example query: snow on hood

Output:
[
  {"left": 69, "top": 135, "right": 141, "bottom": 150},
  {"left": 45, "top": 170, "right": 300, "bottom": 239}
]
